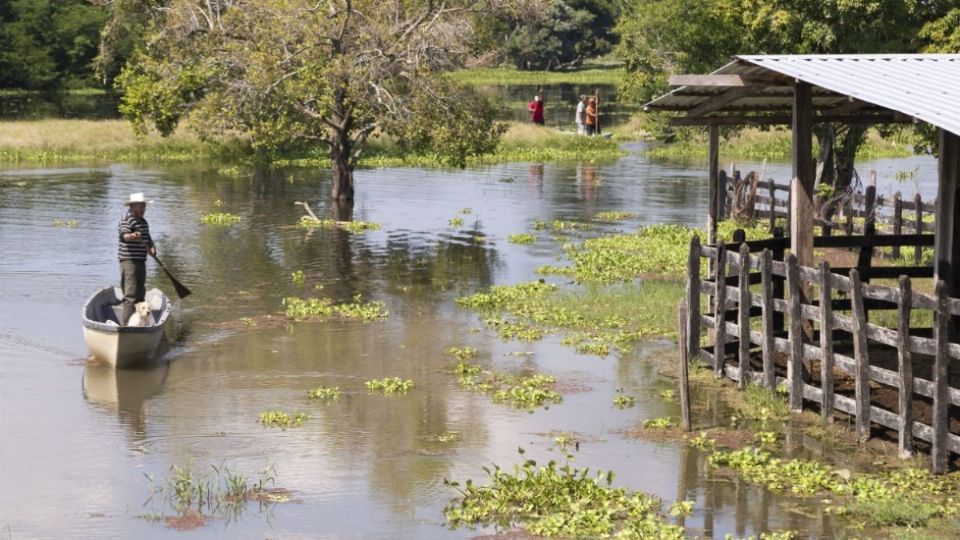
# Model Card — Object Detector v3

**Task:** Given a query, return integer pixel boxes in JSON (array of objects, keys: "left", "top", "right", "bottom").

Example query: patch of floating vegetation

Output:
[
  {"left": 258, "top": 411, "right": 307, "bottom": 429},
  {"left": 613, "top": 394, "right": 636, "bottom": 409},
  {"left": 594, "top": 211, "right": 638, "bottom": 221},
  {"left": 200, "top": 212, "right": 242, "bottom": 225},
  {"left": 140, "top": 462, "right": 291, "bottom": 531},
  {"left": 454, "top": 362, "right": 561, "bottom": 410},
  {"left": 443, "top": 449, "right": 685, "bottom": 539},
  {"left": 364, "top": 377, "right": 415, "bottom": 395},
  {"left": 306, "top": 386, "right": 341, "bottom": 402},
  {"left": 282, "top": 294, "right": 387, "bottom": 322},
  {"left": 51, "top": 218, "right": 79, "bottom": 227},
  {"left": 533, "top": 219, "right": 595, "bottom": 233},
  {"left": 457, "top": 281, "right": 679, "bottom": 349},
  {"left": 298, "top": 216, "right": 382, "bottom": 232},
  {"left": 459, "top": 207, "right": 472, "bottom": 215},
  {"left": 290, "top": 270, "right": 305, "bottom": 285},
  {"left": 446, "top": 346, "right": 478, "bottom": 361},
  {"left": 425, "top": 431, "right": 462, "bottom": 443},
  {"left": 448, "top": 216, "right": 465, "bottom": 227},
  {"left": 507, "top": 233, "right": 536, "bottom": 245},
  {"left": 641, "top": 417, "right": 676, "bottom": 429}
]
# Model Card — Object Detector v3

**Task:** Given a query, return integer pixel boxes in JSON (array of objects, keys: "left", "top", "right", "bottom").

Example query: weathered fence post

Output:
[
  {"left": 772, "top": 227, "right": 786, "bottom": 333},
  {"left": 679, "top": 302, "right": 692, "bottom": 432},
  {"left": 714, "top": 242, "right": 727, "bottom": 377},
  {"left": 819, "top": 260, "right": 834, "bottom": 424},
  {"left": 787, "top": 254, "right": 803, "bottom": 412},
  {"left": 896, "top": 275, "right": 913, "bottom": 458},
  {"left": 892, "top": 192, "right": 903, "bottom": 258},
  {"left": 914, "top": 193, "right": 924, "bottom": 264},
  {"left": 686, "top": 236, "right": 702, "bottom": 362},
  {"left": 849, "top": 269, "right": 871, "bottom": 444},
  {"left": 768, "top": 178, "right": 776, "bottom": 234},
  {"left": 738, "top": 243, "right": 751, "bottom": 389},
  {"left": 932, "top": 280, "right": 950, "bottom": 474},
  {"left": 760, "top": 249, "right": 776, "bottom": 391}
]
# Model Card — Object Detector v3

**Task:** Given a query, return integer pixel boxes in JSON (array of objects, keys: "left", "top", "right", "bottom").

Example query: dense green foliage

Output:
[{"left": 0, "top": 0, "right": 107, "bottom": 89}]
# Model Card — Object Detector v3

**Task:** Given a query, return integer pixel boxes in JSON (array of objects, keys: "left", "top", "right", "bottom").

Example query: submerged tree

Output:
[{"left": 108, "top": 0, "right": 517, "bottom": 212}]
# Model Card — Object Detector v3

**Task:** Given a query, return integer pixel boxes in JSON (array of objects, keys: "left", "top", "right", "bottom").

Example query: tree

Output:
[
  {"left": 109, "top": 0, "right": 513, "bottom": 214},
  {"left": 617, "top": 0, "right": 956, "bottom": 196},
  {"left": 0, "top": 0, "right": 107, "bottom": 89}
]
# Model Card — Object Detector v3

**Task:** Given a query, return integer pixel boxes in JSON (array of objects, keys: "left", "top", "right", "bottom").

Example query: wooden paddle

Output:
[{"left": 151, "top": 254, "right": 191, "bottom": 299}]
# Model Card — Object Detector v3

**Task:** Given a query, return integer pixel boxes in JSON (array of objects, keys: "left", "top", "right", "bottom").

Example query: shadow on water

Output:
[{"left": 1, "top": 153, "right": 938, "bottom": 538}]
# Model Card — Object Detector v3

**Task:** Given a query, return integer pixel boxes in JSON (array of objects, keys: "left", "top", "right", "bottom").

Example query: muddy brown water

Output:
[{"left": 0, "top": 148, "right": 938, "bottom": 538}]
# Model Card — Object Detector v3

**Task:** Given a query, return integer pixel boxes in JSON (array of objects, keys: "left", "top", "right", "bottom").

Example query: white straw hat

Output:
[{"left": 124, "top": 192, "right": 151, "bottom": 205}]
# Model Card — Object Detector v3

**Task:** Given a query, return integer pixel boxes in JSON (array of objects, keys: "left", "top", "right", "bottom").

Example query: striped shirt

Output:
[{"left": 118, "top": 211, "right": 154, "bottom": 261}]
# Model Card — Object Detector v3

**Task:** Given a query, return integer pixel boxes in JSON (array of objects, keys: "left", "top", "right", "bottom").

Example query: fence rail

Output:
[{"left": 684, "top": 232, "right": 957, "bottom": 472}]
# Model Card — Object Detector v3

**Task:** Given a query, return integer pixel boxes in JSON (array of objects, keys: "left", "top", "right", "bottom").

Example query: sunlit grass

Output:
[{"left": 447, "top": 66, "right": 625, "bottom": 86}]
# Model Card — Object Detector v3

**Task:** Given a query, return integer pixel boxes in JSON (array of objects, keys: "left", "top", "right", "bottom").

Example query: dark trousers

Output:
[{"left": 119, "top": 259, "right": 146, "bottom": 323}]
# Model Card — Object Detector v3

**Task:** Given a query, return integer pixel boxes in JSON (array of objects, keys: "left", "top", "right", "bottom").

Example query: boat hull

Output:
[{"left": 82, "top": 287, "right": 171, "bottom": 369}]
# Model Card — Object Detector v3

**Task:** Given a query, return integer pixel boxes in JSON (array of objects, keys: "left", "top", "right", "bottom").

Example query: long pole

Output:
[{"left": 594, "top": 88, "right": 600, "bottom": 134}]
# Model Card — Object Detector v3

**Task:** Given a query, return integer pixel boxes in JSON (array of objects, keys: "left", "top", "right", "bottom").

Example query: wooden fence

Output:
[
  {"left": 720, "top": 170, "right": 935, "bottom": 261},
  {"left": 681, "top": 231, "right": 959, "bottom": 472}
]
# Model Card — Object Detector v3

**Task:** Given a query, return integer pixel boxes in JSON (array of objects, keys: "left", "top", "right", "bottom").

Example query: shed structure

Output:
[{"left": 647, "top": 54, "right": 960, "bottom": 471}]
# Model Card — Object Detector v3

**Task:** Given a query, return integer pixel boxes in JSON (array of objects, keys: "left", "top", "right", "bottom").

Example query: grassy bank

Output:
[
  {"left": 449, "top": 65, "right": 624, "bottom": 86},
  {"left": 646, "top": 127, "right": 916, "bottom": 161},
  {"left": 0, "top": 120, "right": 625, "bottom": 167}
]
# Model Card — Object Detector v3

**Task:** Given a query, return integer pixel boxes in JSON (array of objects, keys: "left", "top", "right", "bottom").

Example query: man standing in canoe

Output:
[{"left": 118, "top": 193, "right": 156, "bottom": 324}]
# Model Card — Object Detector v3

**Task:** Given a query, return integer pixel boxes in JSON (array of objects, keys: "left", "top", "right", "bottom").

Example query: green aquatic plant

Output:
[
  {"left": 200, "top": 212, "right": 241, "bottom": 225},
  {"left": 454, "top": 363, "right": 561, "bottom": 409},
  {"left": 290, "top": 270, "right": 305, "bottom": 285},
  {"left": 669, "top": 500, "right": 694, "bottom": 517},
  {"left": 364, "top": 377, "right": 415, "bottom": 394},
  {"left": 51, "top": 218, "right": 79, "bottom": 227},
  {"left": 307, "top": 386, "right": 341, "bottom": 401},
  {"left": 459, "top": 207, "right": 472, "bottom": 215},
  {"left": 659, "top": 389, "right": 676, "bottom": 401},
  {"left": 297, "top": 216, "right": 382, "bottom": 232},
  {"left": 532, "top": 220, "right": 595, "bottom": 233},
  {"left": 258, "top": 411, "right": 307, "bottom": 429},
  {"left": 507, "top": 233, "right": 536, "bottom": 245},
  {"left": 443, "top": 449, "right": 684, "bottom": 539},
  {"left": 613, "top": 394, "right": 636, "bottom": 409},
  {"left": 427, "top": 431, "right": 462, "bottom": 443},
  {"left": 642, "top": 417, "right": 676, "bottom": 429},
  {"left": 446, "top": 346, "right": 478, "bottom": 361},
  {"left": 594, "top": 211, "right": 638, "bottom": 221},
  {"left": 283, "top": 294, "right": 387, "bottom": 321},
  {"left": 448, "top": 216, "right": 465, "bottom": 227}
]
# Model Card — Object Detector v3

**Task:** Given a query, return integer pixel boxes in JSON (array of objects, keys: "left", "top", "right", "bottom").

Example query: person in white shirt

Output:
[{"left": 575, "top": 95, "right": 587, "bottom": 135}]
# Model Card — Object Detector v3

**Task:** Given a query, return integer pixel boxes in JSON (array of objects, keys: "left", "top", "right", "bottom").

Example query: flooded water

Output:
[{"left": 0, "top": 146, "right": 938, "bottom": 538}]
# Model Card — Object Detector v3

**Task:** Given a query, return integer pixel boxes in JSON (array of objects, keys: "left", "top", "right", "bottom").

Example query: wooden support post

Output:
[
  {"left": 714, "top": 243, "right": 728, "bottom": 377},
  {"left": 915, "top": 193, "right": 924, "bottom": 264},
  {"left": 932, "top": 280, "right": 950, "bottom": 473},
  {"left": 679, "top": 302, "right": 692, "bottom": 432},
  {"left": 849, "top": 269, "right": 871, "bottom": 444},
  {"left": 738, "top": 243, "right": 751, "bottom": 389},
  {"left": 760, "top": 249, "right": 776, "bottom": 391},
  {"left": 787, "top": 254, "right": 803, "bottom": 411},
  {"left": 935, "top": 128, "right": 960, "bottom": 300},
  {"left": 686, "top": 236, "right": 702, "bottom": 362},
  {"left": 819, "top": 261, "right": 834, "bottom": 424},
  {"left": 893, "top": 192, "right": 903, "bottom": 258},
  {"left": 768, "top": 178, "right": 776, "bottom": 234},
  {"left": 896, "top": 276, "right": 913, "bottom": 458},
  {"left": 772, "top": 227, "right": 786, "bottom": 333},
  {"left": 708, "top": 125, "right": 720, "bottom": 245},
  {"left": 791, "top": 81, "right": 815, "bottom": 268}
]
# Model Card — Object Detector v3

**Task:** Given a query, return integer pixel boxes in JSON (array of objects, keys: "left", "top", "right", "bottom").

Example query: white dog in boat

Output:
[{"left": 126, "top": 301, "right": 156, "bottom": 327}]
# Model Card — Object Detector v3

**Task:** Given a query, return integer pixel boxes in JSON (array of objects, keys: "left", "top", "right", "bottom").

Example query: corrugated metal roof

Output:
[{"left": 644, "top": 54, "right": 960, "bottom": 135}]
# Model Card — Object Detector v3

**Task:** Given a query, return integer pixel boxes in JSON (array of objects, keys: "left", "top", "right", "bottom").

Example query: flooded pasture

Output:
[{"left": 0, "top": 146, "right": 938, "bottom": 538}]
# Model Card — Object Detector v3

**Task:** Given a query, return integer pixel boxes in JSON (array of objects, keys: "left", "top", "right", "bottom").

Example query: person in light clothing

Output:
[
  {"left": 575, "top": 95, "right": 587, "bottom": 135},
  {"left": 117, "top": 193, "right": 156, "bottom": 324}
]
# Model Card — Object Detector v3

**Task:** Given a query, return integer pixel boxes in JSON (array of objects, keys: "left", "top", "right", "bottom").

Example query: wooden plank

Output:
[
  {"left": 935, "top": 128, "right": 960, "bottom": 298},
  {"left": 738, "top": 243, "right": 751, "bottom": 389},
  {"left": 820, "top": 261, "right": 835, "bottom": 424},
  {"left": 933, "top": 281, "right": 950, "bottom": 474},
  {"left": 760, "top": 249, "right": 776, "bottom": 390},
  {"left": 768, "top": 178, "right": 777, "bottom": 234},
  {"left": 667, "top": 113, "right": 912, "bottom": 127},
  {"left": 715, "top": 242, "right": 728, "bottom": 377},
  {"left": 787, "top": 254, "right": 804, "bottom": 411},
  {"left": 915, "top": 193, "right": 924, "bottom": 265},
  {"left": 708, "top": 127, "right": 720, "bottom": 245},
  {"left": 813, "top": 234, "right": 934, "bottom": 249},
  {"left": 689, "top": 87, "right": 755, "bottom": 117},
  {"left": 679, "top": 302, "right": 692, "bottom": 432},
  {"left": 897, "top": 276, "right": 913, "bottom": 458},
  {"left": 850, "top": 269, "right": 871, "bottom": 444},
  {"left": 893, "top": 192, "right": 903, "bottom": 258},
  {"left": 686, "top": 236, "right": 702, "bottom": 363}
]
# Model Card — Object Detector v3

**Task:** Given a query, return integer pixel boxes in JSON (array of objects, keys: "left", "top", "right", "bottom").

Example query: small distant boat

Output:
[{"left": 82, "top": 287, "right": 171, "bottom": 369}]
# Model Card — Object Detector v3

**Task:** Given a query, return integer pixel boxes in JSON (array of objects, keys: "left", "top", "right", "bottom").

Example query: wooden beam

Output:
[
  {"left": 791, "top": 81, "right": 815, "bottom": 268},
  {"left": 707, "top": 124, "right": 720, "bottom": 245},
  {"left": 935, "top": 128, "right": 960, "bottom": 299},
  {"left": 688, "top": 87, "right": 754, "bottom": 117},
  {"left": 668, "top": 113, "right": 911, "bottom": 126},
  {"left": 829, "top": 97, "right": 870, "bottom": 115},
  {"left": 668, "top": 74, "right": 790, "bottom": 87}
]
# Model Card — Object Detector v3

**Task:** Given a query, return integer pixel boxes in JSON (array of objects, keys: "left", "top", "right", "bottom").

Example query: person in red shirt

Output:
[
  {"left": 528, "top": 92, "right": 545, "bottom": 125},
  {"left": 585, "top": 97, "right": 597, "bottom": 135}
]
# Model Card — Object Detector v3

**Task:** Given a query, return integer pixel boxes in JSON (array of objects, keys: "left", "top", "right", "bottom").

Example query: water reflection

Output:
[{"left": 82, "top": 361, "right": 170, "bottom": 447}]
